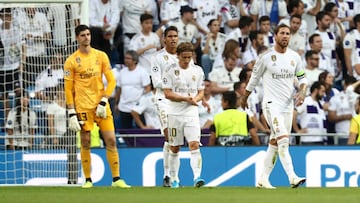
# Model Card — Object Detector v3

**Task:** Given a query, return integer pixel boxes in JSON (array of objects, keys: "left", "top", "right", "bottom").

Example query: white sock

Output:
[
  {"left": 277, "top": 138, "right": 296, "bottom": 180},
  {"left": 163, "top": 141, "right": 170, "bottom": 177},
  {"left": 190, "top": 149, "right": 202, "bottom": 180},
  {"left": 260, "top": 144, "right": 278, "bottom": 181},
  {"left": 169, "top": 150, "right": 180, "bottom": 182}
]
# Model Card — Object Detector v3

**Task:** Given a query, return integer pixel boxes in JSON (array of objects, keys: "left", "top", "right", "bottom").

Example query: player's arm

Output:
[
  {"left": 150, "top": 56, "right": 162, "bottom": 89},
  {"left": 102, "top": 55, "right": 116, "bottom": 98},
  {"left": 64, "top": 60, "right": 75, "bottom": 108},
  {"left": 348, "top": 118, "right": 358, "bottom": 145},
  {"left": 208, "top": 124, "right": 216, "bottom": 146},
  {"left": 163, "top": 88, "right": 187, "bottom": 102}
]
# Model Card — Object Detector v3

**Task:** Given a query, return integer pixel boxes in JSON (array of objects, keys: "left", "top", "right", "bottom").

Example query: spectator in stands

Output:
[
  {"left": 162, "top": 42, "right": 205, "bottom": 188},
  {"left": 278, "top": 0, "right": 308, "bottom": 40},
  {"left": 129, "top": 13, "right": 161, "bottom": 74},
  {"left": 6, "top": 92, "right": 37, "bottom": 150},
  {"left": 288, "top": 14, "right": 305, "bottom": 57},
  {"left": 46, "top": 84, "right": 66, "bottom": 147},
  {"left": 328, "top": 76, "right": 360, "bottom": 145},
  {"left": 209, "top": 55, "right": 241, "bottom": 101},
  {"left": 315, "top": 11, "right": 340, "bottom": 77},
  {"left": 120, "top": 0, "right": 151, "bottom": 54},
  {"left": 209, "top": 91, "right": 260, "bottom": 146},
  {"left": 324, "top": 2, "right": 346, "bottom": 45},
  {"left": 242, "top": 30, "right": 264, "bottom": 69},
  {"left": 250, "top": 0, "right": 287, "bottom": 30},
  {"left": 293, "top": 81, "right": 327, "bottom": 145},
  {"left": 115, "top": 50, "right": 151, "bottom": 129},
  {"left": 308, "top": 33, "right": 334, "bottom": 74},
  {"left": 212, "top": 39, "right": 240, "bottom": 70},
  {"left": 191, "top": 0, "right": 221, "bottom": 35},
  {"left": 198, "top": 79, "right": 221, "bottom": 130},
  {"left": 226, "top": 16, "right": 253, "bottom": 55},
  {"left": 302, "top": 0, "right": 325, "bottom": 36},
  {"left": 332, "top": 0, "right": 354, "bottom": 32},
  {"left": 89, "top": 0, "right": 120, "bottom": 59},
  {"left": 304, "top": 50, "right": 323, "bottom": 94},
  {"left": 201, "top": 19, "right": 226, "bottom": 79},
  {"left": 0, "top": 8, "right": 24, "bottom": 119},
  {"left": 343, "top": 14, "right": 360, "bottom": 79},
  {"left": 130, "top": 82, "right": 161, "bottom": 129},
  {"left": 258, "top": 16, "right": 275, "bottom": 48},
  {"left": 348, "top": 96, "right": 360, "bottom": 145},
  {"left": 221, "top": 0, "right": 246, "bottom": 35},
  {"left": 318, "top": 70, "right": 339, "bottom": 144},
  {"left": 47, "top": 4, "right": 80, "bottom": 55},
  {"left": 157, "top": 5, "right": 201, "bottom": 48},
  {"left": 34, "top": 50, "right": 64, "bottom": 106},
  {"left": 160, "top": 0, "right": 188, "bottom": 26},
  {"left": 16, "top": 7, "right": 51, "bottom": 88}
]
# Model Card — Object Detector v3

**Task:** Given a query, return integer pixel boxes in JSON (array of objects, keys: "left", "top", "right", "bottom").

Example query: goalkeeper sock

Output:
[
  {"left": 277, "top": 137, "right": 296, "bottom": 179},
  {"left": 163, "top": 141, "right": 170, "bottom": 177},
  {"left": 169, "top": 150, "right": 180, "bottom": 182},
  {"left": 80, "top": 147, "right": 91, "bottom": 179},
  {"left": 259, "top": 144, "right": 278, "bottom": 181},
  {"left": 106, "top": 147, "right": 120, "bottom": 179},
  {"left": 190, "top": 149, "right": 202, "bottom": 180}
]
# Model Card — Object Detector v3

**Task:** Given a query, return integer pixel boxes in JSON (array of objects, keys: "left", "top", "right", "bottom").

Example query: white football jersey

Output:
[
  {"left": 150, "top": 48, "right": 178, "bottom": 100},
  {"left": 162, "top": 63, "right": 205, "bottom": 116},
  {"left": 246, "top": 48, "right": 306, "bottom": 112}
]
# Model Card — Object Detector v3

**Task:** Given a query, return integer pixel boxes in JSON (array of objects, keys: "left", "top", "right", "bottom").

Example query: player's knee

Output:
[
  {"left": 188, "top": 141, "right": 200, "bottom": 151},
  {"left": 170, "top": 146, "right": 180, "bottom": 153}
]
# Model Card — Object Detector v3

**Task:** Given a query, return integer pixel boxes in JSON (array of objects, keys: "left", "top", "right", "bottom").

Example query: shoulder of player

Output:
[{"left": 257, "top": 49, "right": 273, "bottom": 60}]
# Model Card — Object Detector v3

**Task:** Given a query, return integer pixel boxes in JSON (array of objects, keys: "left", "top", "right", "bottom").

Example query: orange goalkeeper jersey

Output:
[{"left": 64, "top": 48, "right": 116, "bottom": 111}]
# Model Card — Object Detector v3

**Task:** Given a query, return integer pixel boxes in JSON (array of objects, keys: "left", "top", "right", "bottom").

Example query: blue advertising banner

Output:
[{"left": 1, "top": 146, "right": 360, "bottom": 187}]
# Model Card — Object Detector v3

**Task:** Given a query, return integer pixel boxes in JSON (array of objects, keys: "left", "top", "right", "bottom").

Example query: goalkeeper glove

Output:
[
  {"left": 96, "top": 97, "right": 108, "bottom": 118},
  {"left": 68, "top": 109, "right": 81, "bottom": 132}
]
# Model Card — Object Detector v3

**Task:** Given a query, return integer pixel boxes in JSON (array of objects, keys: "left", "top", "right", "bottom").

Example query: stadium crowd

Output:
[{"left": 1, "top": 0, "right": 360, "bottom": 148}]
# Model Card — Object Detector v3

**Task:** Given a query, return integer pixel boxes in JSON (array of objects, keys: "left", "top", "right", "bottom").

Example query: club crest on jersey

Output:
[
  {"left": 141, "top": 38, "right": 145, "bottom": 42},
  {"left": 174, "top": 70, "right": 180, "bottom": 76},
  {"left": 271, "top": 55, "right": 276, "bottom": 61},
  {"left": 291, "top": 60, "right": 295, "bottom": 67},
  {"left": 164, "top": 55, "right": 168, "bottom": 61},
  {"left": 273, "top": 117, "right": 278, "bottom": 127},
  {"left": 76, "top": 57, "right": 81, "bottom": 64},
  {"left": 192, "top": 75, "right": 196, "bottom": 81}
]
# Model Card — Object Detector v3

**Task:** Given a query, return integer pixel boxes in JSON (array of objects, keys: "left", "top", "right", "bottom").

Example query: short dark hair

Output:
[
  {"left": 239, "top": 16, "right": 253, "bottom": 29},
  {"left": 75, "top": 24, "right": 90, "bottom": 36},
  {"left": 308, "top": 33, "right": 320, "bottom": 44},
  {"left": 310, "top": 81, "right": 325, "bottom": 93},
  {"left": 239, "top": 68, "right": 252, "bottom": 82},
  {"left": 290, "top": 14, "right": 302, "bottom": 22},
  {"left": 164, "top": 26, "right": 178, "bottom": 37},
  {"left": 207, "top": 18, "right": 217, "bottom": 27},
  {"left": 316, "top": 11, "right": 330, "bottom": 24},
  {"left": 222, "top": 91, "right": 237, "bottom": 109},
  {"left": 287, "top": 0, "right": 302, "bottom": 14},
  {"left": 353, "top": 14, "right": 360, "bottom": 25},
  {"left": 323, "top": 2, "right": 337, "bottom": 13},
  {"left": 305, "top": 50, "right": 318, "bottom": 60},
  {"left": 249, "top": 30, "right": 261, "bottom": 41},
  {"left": 273, "top": 24, "right": 290, "bottom": 35},
  {"left": 176, "top": 42, "right": 194, "bottom": 54},
  {"left": 140, "top": 13, "right": 153, "bottom": 23},
  {"left": 259, "top": 15, "right": 270, "bottom": 24}
]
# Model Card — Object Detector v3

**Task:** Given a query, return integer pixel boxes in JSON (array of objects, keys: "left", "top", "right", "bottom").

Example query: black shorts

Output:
[{"left": 0, "top": 69, "right": 20, "bottom": 93}]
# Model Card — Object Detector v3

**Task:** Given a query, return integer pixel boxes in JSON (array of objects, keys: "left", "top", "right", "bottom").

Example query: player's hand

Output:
[
  {"left": 185, "top": 97, "right": 198, "bottom": 106},
  {"left": 294, "top": 90, "right": 306, "bottom": 107},
  {"left": 68, "top": 109, "right": 81, "bottom": 132},
  {"left": 96, "top": 97, "right": 108, "bottom": 118}
]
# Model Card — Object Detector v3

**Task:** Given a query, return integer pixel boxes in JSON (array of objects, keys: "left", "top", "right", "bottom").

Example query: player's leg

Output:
[
  {"left": 167, "top": 115, "right": 184, "bottom": 188},
  {"left": 276, "top": 112, "right": 305, "bottom": 188},
  {"left": 256, "top": 105, "right": 277, "bottom": 189},
  {"left": 184, "top": 117, "right": 204, "bottom": 188},
  {"left": 97, "top": 109, "right": 130, "bottom": 188},
  {"left": 157, "top": 103, "right": 170, "bottom": 187}
]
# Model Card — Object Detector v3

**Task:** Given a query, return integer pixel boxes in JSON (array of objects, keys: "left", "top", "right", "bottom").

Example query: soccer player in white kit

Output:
[
  {"left": 150, "top": 26, "right": 179, "bottom": 187},
  {"left": 162, "top": 42, "right": 205, "bottom": 188},
  {"left": 241, "top": 24, "right": 308, "bottom": 189}
]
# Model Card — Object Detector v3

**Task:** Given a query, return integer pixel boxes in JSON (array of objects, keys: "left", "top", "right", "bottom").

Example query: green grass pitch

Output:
[{"left": 0, "top": 186, "right": 358, "bottom": 203}]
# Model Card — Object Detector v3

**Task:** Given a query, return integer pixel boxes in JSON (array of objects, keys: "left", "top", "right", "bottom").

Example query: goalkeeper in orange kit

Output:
[{"left": 64, "top": 24, "right": 130, "bottom": 188}]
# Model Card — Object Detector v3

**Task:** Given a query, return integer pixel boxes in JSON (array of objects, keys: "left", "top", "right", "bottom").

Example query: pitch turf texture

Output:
[{"left": 0, "top": 187, "right": 359, "bottom": 203}]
